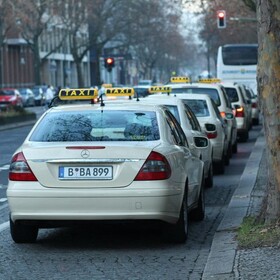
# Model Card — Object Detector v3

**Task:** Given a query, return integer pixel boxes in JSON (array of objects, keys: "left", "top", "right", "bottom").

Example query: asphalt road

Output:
[{"left": 0, "top": 118, "right": 262, "bottom": 280}]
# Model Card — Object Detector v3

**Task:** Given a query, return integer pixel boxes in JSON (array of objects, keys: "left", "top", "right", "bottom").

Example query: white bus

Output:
[{"left": 217, "top": 44, "right": 258, "bottom": 95}]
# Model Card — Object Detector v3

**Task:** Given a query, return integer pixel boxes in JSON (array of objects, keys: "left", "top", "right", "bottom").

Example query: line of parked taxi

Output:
[{"left": 6, "top": 78, "right": 259, "bottom": 244}]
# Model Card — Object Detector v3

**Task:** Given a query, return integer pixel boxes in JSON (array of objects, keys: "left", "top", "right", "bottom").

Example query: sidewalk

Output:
[{"left": 202, "top": 130, "right": 280, "bottom": 279}]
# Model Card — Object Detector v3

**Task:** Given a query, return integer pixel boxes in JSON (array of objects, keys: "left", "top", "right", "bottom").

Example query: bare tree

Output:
[
  {"left": 257, "top": 0, "right": 280, "bottom": 222},
  {"left": 0, "top": 0, "right": 17, "bottom": 86},
  {"left": 121, "top": 0, "right": 186, "bottom": 81},
  {"left": 13, "top": 0, "right": 66, "bottom": 85},
  {"left": 56, "top": 0, "right": 127, "bottom": 87},
  {"left": 198, "top": 0, "right": 257, "bottom": 71}
]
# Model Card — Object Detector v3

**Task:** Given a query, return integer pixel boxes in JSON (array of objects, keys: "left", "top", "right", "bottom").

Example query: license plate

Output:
[{"left": 59, "top": 166, "right": 113, "bottom": 180}]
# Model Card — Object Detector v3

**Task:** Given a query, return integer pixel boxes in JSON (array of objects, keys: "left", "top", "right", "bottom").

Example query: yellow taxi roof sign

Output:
[
  {"left": 102, "top": 83, "right": 112, "bottom": 88},
  {"left": 148, "top": 86, "right": 172, "bottom": 93},
  {"left": 170, "top": 76, "right": 190, "bottom": 83},
  {"left": 198, "top": 78, "right": 221, "bottom": 83},
  {"left": 59, "top": 88, "right": 98, "bottom": 100},
  {"left": 105, "top": 88, "right": 134, "bottom": 97}
]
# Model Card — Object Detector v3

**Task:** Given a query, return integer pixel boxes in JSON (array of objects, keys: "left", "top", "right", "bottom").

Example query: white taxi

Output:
[
  {"left": 166, "top": 77, "right": 237, "bottom": 160},
  {"left": 174, "top": 93, "right": 228, "bottom": 174},
  {"left": 7, "top": 87, "right": 205, "bottom": 244},
  {"left": 137, "top": 88, "right": 213, "bottom": 187}
]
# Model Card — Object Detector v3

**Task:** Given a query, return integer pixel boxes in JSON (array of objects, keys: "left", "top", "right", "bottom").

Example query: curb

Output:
[{"left": 202, "top": 130, "right": 265, "bottom": 279}]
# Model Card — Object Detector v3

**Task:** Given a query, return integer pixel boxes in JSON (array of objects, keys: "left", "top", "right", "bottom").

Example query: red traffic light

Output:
[
  {"left": 106, "top": 57, "right": 114, "bottom": 65},
  {"left": 104, "top": 57, "right": 115, "bottom": 72},
  {"left": 218, "top": 11, "right": 225, "bottom": 18},
  {"left": 217, "top": 10, "right": 226, "bottom": 28}
]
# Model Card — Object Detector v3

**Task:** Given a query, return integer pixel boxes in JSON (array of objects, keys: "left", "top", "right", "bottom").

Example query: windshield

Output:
[
  {"left": 30, "top": 110, "right": 160, "bottom": 142},
  {"left": 0, "top": 90, "right": 14, "bottom": 96}
]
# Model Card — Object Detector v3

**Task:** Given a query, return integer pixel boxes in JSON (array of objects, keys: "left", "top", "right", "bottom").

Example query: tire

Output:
[
  {"left": 239, "top": 130, "right": 249, "bottom": 142},
  {"left": 164, "top": 193, "right": 188, "bottom": 243},
  {"left": 10, "top": 217, "right": 38, "bottom": 243},
  {"left": 190, "top": 181, "right": 205, "bottom": 221},
  {"left": 214, "top": 153, "right": 225, "bottom": 174},
  {"left": 225, "top": 144, "right": 231, "bottom": 166},
  {"left": 205, "top": 163, "right": 213, "bottom": 188},
  {"left": 232, "top": 140, "right": 238, "bottom": 154},
  {"left": 253, "top": 118, "right": 259, "bottom": 125}
]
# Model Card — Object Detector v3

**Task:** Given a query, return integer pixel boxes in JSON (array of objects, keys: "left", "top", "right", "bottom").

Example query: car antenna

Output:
[{"left": 49, "top": 96, "right": 60, "bottom": 108}]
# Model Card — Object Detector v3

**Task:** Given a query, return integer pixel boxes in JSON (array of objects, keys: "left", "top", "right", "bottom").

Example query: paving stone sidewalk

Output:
[
  {"left": 202, "top": 131, "right": 280, "bottom": 280},
  {"left": 234, "top": 146, "right": 280, "bottom": 280}
]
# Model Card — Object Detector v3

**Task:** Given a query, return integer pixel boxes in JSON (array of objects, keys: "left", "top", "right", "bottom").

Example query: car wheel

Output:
[
  {"left": 205, "top": 163, "right": 213, "bottom": 188},
  {"left": 253, "top": 118, "right": 259, "bottom": 125},
  {"left": 164, "top": 193, "right": 188, "bottom": 243},
  {"left": 226, "top": 140, "right": 232, "bottom": 164},
  {"left": 190, "top": 180, "right": 205, "bottom": 221},
  {"left": 214, "top": 154, "right": 225, "bottom": 174},
  {"left": 10, "top": 217, "right": 38, "bottom": 243},
  {"left": 239, "top": 130, "right": 249, "bottom": 142},
  {"left": 232, "top": 140, "right": 238, "bottom": 154}
]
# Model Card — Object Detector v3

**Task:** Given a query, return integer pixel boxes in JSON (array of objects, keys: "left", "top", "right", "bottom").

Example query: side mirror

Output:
[{"left": 193, "top": 136, "right": 209, "bottom": 148}]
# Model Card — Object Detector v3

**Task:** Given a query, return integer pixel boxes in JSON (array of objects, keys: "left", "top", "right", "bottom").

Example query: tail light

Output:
[
  {"left": 134, "top": 151, "right": 171, "bottom": 181},
  {"left": 235, "top": 106, "right": 245, "bottom": 117},
  {"left": 220, "top": 111, "right": 226, "bottom": 118},
  {"left": 206, "top": 131, "right": 218, "bottom": 139},
  {"left": 9, "top": 152, "right": 38, "bottom": 181},
  {"left": 252, "top": 102, "right": 258, "bottom": 108},
  {"left": 205, "top": 123, "right": 217, "bottom": 139}
]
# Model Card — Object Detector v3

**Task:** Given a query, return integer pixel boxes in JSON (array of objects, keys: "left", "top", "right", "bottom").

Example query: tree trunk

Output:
[
  {"left": 33, "top": 38, "right": 41, "bottom": 85},
  {"left": 75, "top": 60, "right": 84, "bottom": 88},
  {"left": 257, "top": 0, "right": 280, "bottom": 222}
]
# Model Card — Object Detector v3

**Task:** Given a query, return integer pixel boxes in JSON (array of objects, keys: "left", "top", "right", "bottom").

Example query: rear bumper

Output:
[{"left": 7, "top": 182, "right": 183, "bottom": 225}]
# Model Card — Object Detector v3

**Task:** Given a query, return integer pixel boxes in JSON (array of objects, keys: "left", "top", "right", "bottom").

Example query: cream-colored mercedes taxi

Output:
[{"left": 7, "top": 87, "right": 205, "bottom": 244}]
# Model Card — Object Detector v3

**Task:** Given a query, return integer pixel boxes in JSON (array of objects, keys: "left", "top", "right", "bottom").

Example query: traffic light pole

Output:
[{"left": 229, "top": 17, "right": 257, "bottom": 22}]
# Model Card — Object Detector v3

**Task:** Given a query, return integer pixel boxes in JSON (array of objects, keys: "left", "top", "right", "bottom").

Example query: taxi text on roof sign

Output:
[
  {"left": 198, "top": 78, "right": 221, "bottom": 83},
  {"left": 170, "top": 76, "right": 191, "bottom": 83},
  {"left": 148, "top": 86, "right": 172, "bottom": 93},
  {"left": 59, "top": 88, "right": 98, "bottom": 100},
  {"left": 105, "top": 88, "right": 134, "bottom": 97},
  {"left": 101, "top": 84, "right": 112, "bottom": 88}
]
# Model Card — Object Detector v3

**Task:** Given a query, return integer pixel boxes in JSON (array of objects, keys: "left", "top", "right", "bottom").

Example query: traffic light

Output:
[
  {"left": 104, "top": 57, "right": 115, "bottom": 72},
  {"left": 217, "top": 10, "right": 226, "bottom": 28}
]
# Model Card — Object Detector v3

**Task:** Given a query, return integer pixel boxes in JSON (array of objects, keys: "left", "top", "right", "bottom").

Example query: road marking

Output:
[{"left": 0, "top": 221, "right": 9, "bottom": 233}]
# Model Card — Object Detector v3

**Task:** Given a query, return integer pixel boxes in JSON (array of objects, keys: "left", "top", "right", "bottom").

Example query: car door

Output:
[
  {"left": 183, "top": 104, "right": 211, "bottom": 167},
  {"left": 164, "top": 109, "right": 203, "bottom": 206}
]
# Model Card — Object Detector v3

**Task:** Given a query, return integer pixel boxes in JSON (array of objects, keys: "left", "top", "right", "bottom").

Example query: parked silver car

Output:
[{"left": 18, "top": 88, "right": 35, "bottom": 107}]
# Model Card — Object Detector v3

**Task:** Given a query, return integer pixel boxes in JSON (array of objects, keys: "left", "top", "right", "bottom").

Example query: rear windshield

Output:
[
  {"left": 171, "top": 88, "right": 221, "bottom": 106},
  {"left": 30, "top": 110, "right": 160, "bottom": 142},
  {"left": 183, "top": 100, "right": 210, "bottom": 117},
  {"left": 224, "top": 87, "right": 239, "bottom": 102}
]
